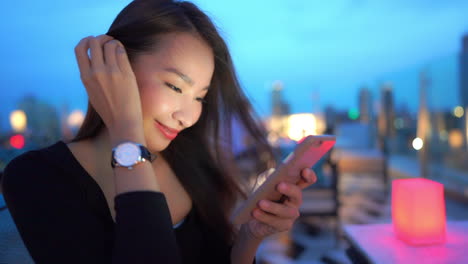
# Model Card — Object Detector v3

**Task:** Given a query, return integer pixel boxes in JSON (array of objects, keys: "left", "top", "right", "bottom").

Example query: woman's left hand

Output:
[{"left": 243, "top": 168, "right": 317, "bottom": 239}]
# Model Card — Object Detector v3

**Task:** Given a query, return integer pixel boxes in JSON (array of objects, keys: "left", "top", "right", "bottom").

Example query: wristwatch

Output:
[{"left": 111, "top": 142, "right": 155, "bottom": 170}]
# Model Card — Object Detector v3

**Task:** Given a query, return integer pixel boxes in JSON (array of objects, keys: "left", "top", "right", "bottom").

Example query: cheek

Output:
[
  {"left": 139, "top": 84, "right": 172, "bottom": 117},
  {"left": 193, "top": 106, "right": 203, "bottom": 123}
]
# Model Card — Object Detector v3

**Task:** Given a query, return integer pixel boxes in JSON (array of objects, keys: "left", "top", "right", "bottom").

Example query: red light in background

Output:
[
  {"left": 392, "top": 178, "right": 446, "bottom": 245},
  {"left": 10, "top": 134, "right": 25, "bottom": 149}
]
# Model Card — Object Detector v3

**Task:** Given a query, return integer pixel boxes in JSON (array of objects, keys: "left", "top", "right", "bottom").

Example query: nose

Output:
[{"left": 172, "top": 101, "right": 201, "bottom": 129}]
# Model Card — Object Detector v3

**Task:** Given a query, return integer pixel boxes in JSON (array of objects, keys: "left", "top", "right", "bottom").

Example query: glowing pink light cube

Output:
[{"left": 392, "top": 178, "right": 446, "bottom": 245}]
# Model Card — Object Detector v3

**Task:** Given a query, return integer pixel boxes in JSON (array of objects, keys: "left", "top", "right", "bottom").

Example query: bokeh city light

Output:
[
  {"left": 287, "top": 113, "right": 317, "bottom": 142},
  {"left": 67, "top": 110, "right": 85, "bottom": 128},
  {"left": 453, "top": 106, "right": 464, "bottom": 118},
  {"left": 9, "top": 134, "right": 25, "bottom": 149},
  {"left": 9, "top": 110, "right": 27, "bottom": 133},
  {"left": 412, "top": 137, "right": 424, "bottom": 150}
]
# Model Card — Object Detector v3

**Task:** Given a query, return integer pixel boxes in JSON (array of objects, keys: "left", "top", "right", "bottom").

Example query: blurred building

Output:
[
  {"left": 271, "top": 81, "right": 290, "bottom": 116},
  {"left": 394, "top": 103, "right": 413, "bottom": 130},
  {"left": 417, "top": 72, "right": 431, "bottom": 177},
  {"left": 267, "top": 81, "right": 290, "bottom": 142},
  {"left": 359, "top": 87, "right": 373, "bottom": 124},
  {"left": 378, "top": 83, "right": 395, "bottom": 140},
  {"left": 460, "top": 35, "right": 468, "bottom": 108},
  {"left": 417, "top": 72, "right": 431, "bottom": 141},
  {"left": 460, "top": 35, "right": 468, "bottom": 150},
  {"left": 324, "top": 105, "right": 337, "bottom": 132}
]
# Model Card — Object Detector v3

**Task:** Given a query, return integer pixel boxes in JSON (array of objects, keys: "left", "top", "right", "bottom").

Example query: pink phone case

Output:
[{"left": 231, "top": 135, "right": 336, "bottom": 226}]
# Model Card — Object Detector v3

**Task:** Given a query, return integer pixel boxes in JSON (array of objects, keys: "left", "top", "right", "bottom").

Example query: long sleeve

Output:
[
  {"left": 2, "top": 151, "right": 181, "bottom": 264},
  {"left": 113, "top": 191, "right": 181, "bottom": 263}
]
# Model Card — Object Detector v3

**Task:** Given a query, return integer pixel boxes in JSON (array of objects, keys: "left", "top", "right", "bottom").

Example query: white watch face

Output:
[{"left": 115, "top": 143, "right": 141, "bottom": 167}]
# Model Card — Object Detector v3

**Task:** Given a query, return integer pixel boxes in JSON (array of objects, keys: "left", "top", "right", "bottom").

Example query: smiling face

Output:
[{"left": 130, "top": 33, "right": 215, "bottom": 152}]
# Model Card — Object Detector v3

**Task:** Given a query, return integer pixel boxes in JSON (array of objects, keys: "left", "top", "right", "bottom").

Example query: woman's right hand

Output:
[{"left": 74, "top": 35, "right": 144, "bottom": 134}]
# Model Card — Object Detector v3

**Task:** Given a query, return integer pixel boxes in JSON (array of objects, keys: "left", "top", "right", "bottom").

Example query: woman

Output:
[{"left": 2, "top": 0, "right": 317, "bottom": 263}]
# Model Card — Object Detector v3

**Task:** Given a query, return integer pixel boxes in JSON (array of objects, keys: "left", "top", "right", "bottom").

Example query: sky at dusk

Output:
[{"left": 1, "top": 0, "right": 468, "bottom": 131}]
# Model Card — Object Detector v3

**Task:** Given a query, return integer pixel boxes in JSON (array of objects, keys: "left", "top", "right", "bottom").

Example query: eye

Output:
[
  {"left": 196, "top": 97, "right": 207, "bottom": 104},
  {"left": 165, "top": 82, "right": 182, "bottom": 93}
]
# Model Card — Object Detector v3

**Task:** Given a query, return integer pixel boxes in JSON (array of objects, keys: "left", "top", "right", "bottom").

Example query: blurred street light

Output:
[
  {"left": 10, "top": 134, "right": 25, "bottom": 149},
  {"left": 453, "top": 106, "right": 464, "bottom": 118},
  {"left": 412, "top": 137, "right": 424, "bottom": 150},
  {"left": 67, "top": 110, "right": 85, "bottom": 128},
  {"left": 287, "top": 113, "right": 317, "bottom": 141},
  {"left": 448, "top": 129, "right": 463, "bottom": 149},
  {"left": 10, "top": 110, "right": 27, "bottom": 133},
  {"left": 348, "top": 108, "right": 359, "bottom": 120}
]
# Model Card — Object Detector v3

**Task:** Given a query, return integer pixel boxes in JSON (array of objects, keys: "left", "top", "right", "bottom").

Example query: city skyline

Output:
[{"left": 1, "top": 0, "right": 468, "bottom": 130}]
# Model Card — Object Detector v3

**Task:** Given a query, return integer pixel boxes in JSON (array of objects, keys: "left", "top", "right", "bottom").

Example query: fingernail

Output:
[
  {"left": 118, "top": 45, "right": 125, "bottom": 53},
  {"left": 260, "top": 200, "right": 269, "bottom": 208}
]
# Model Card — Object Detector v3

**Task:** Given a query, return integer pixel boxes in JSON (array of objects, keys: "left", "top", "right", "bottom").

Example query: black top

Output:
[{"left": 1, "top": 141, "right": 235, "bottom": 264}]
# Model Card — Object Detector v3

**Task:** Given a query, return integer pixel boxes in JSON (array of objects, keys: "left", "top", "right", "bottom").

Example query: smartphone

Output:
[{"left": 231, "top": 135, "right": 336, "bottom": 226}]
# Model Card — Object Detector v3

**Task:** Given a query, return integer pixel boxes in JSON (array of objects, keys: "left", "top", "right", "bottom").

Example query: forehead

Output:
[{"left": 134, "top": 33, "right": 215, "bottom": 86}]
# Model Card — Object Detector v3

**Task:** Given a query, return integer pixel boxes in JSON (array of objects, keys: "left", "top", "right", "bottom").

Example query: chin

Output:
[
  {"left": 143, "top": 123, "right": 172, "bottom": 153},
  {"left": 146, "top": 136, "right": 171, "bottom": 153}
]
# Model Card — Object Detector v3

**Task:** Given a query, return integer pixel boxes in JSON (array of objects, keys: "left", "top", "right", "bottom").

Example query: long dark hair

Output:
[{"left": 73, "top": 0, "right": 274, "bottom": 243}]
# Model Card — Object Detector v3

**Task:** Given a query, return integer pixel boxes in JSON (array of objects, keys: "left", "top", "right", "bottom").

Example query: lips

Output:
[{"left": 154, "top": 121, "right": 179, "bottom": 140}]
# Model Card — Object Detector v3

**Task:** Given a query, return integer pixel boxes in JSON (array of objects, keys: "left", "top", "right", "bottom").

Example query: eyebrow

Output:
[{"left": 164, "top": 67, "right": 210, "bottom": 91}]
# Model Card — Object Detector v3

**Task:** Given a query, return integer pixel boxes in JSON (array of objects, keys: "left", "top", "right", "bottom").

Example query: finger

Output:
[
  {"left": 296, "top": 168, "right": 317, "bottom": 189},
  {"left": 104, "top": 40, "right": 119, "bottom": 71},
  {"left": 115, "top": 43, "right": 133, "bottom": 74},
  {"left": 89, "top": 35, "right": 113, "bottom": 68},
  {"left": 277, "top": 182, "right": 303, "bottom": 206},
  {"left": 74, "top": 36, "right": 93, "bottom": 77},
  {"left": 258, "top": 200, "right": 300, "bottom": 219},
  {"left": 252, "top": 208, "right": 293, "bottom": 232}
]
